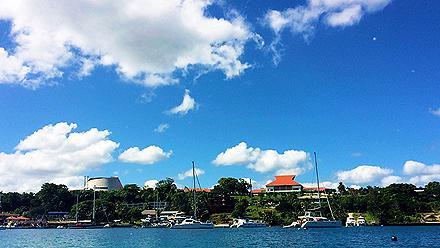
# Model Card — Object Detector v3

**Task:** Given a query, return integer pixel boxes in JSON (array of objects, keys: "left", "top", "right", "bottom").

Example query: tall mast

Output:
[
  {"left": 192, "top": 161, "right": 197, "bottom": 220},
  {"left": 314, "top": 152, "right": 322, "bottom": 209},
  {"left": 75, "top": 193, "right": 79, "bottom": 223},
  {"left": 92, "top": 186, "right": 96, "bottom": 222}
]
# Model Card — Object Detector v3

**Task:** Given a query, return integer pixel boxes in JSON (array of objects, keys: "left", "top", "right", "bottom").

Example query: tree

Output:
[
  {"left": 212, "top": 178, "right": 249, "bottom": 197},
  {"left": 36, "top": 183, "right": 74, "bottom": 212},
  {"left": 156, "top": 178, "right": 177, "bottom": 202},
  {"left": 338, "top": 182, "right": 347, "bottom": 195},
  {"left": 232, "top": 198, "right": 248, "bottom": 218}
]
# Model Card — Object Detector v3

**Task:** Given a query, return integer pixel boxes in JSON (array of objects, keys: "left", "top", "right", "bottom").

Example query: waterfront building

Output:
[
  {"left": 266, "top": 175, "right": 303, "bottom": 193},
  {"left": 84, "top": 176, "right": 123, "bottom": 191},
  {"left": 183, "top": 187, "right": 211, "bottom": 193}
]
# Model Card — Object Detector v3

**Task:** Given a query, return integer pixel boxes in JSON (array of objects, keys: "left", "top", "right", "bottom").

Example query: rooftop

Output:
[
  {"left": 266, "top": 175, "right": 302, "bottom": 187},
  {"left": 183, "top": 187, "right": 211, "bottom": 193}
]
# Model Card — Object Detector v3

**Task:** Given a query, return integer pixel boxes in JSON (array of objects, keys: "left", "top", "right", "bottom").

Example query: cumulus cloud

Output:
[
  {"left": 167, "top": 89, "right": 197, "bottom": 115},
  {"left": 430, "top": 107, "right": 440, "bottom": 117},
  {"left": 301, "top": 181, "right": 339, "bottom": 189},
  {"left": 213, "top": 142, "right": 309, "bottom": 174},
  {"left": 381, "top": 175, "right": 403, "bottom": 186},
  {"left": 336, "top": 165, "right": 393, "bottom": 184},
  {"left": 0, "top": 122, "right": 119, "bottom": 192},
  {"left": 178, "top": 167, "right": 205, "bottom": 180},
  {"left": 118, "top": 146, "right": 172, "bottom": 165},
  {"left": 144, "top": 179, "right": 159, "bottom": 189},
  {"left": 263, "top": 0, "right": 391, "bottom": 63},
  {"left": 0, "top": 0, "right": 252, "bottom": 88},
  {"left": 403, "top": 160, "right": 440, "bottom": 186},
  {"left": 154, "top": 123, "right": 170, "bottom": 133}
]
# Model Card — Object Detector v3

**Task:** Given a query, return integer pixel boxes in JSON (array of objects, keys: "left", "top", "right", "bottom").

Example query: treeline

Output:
[{"left": 1, "top": 178, "right": 439, "bottom": 225}]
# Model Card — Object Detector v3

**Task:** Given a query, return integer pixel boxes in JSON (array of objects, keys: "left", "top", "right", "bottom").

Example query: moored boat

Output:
[
  {"left": 346, "top": 214, "right": 356, "bottom": 227},
  {"left": 170, "top": 161, "right": 213, "bottom": 230},
  {"left": 230, "top": 218, "right": 267, "bottom": 228},
  {"left": 357, "top": 216, "right": 367, "bottom": 226},
  {"left": 300, "top": 210, "right": 342, "bottom": 228},
  {"left": 298, "top": 152, "right": 342, "bottom": 229},
  {"left": 170, "top": 218, "right": 213, "bottom": 229}
]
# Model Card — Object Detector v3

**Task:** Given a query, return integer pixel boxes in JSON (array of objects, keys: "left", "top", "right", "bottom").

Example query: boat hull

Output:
[
  {"left": 237, "top": 223, "right": 267, "bottom": 228},
  {"left": 301, "top": 220, "right": 342, "bottom": 228},
  {"left": 170, "top": 223, "right": 214, "bottom": 229}
]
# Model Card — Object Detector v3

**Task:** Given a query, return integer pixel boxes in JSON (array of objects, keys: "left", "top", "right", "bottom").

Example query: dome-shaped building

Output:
[{"left": 85, "top": 176, "right": 123, "bottom": 191}]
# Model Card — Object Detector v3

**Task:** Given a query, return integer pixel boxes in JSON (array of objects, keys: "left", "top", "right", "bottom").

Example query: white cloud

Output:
[
  {"left": 430, "top": 107, "right": 440, "bottom": 117},
  {"left": 119, "top": 146, "right": 172, "bottom": 165},
  {"left": 178, "top": 167, "right": 205, "bottom": 180},
  {"left": 263, "top": 0, "right": 391, "bottom": 63},
  {"left": 403, "top": 160, "right": 440, "bottom": 175},
  {"left": 167, "top": 89, "right": 197, "bottom": 115},
  {"left": 336, "top": 165, "right": 393, "bottom": 184},
  {"left": 381, "top": 175, "right": 403, "bottom": 186},
  {"left": 144, "top": 179, "right": 159, "bottom": 189},
  {"left": 265, "top": 0, "right": 391, "bottom": 36},
  {"left": 0, "top": 0, "right": 252, "bottom": 88},
  {"left": 409, "top": 175, "right": 440, "bottom": 186},
  {"left": 213, "top": 142, "right": 309, "bottom": 174},
  {"left": 154, "top": 123, "right": 170, "bottom": 133},
  {"left": 302, "top": 181, "right": 339, "bottom": 189},
  {"left": 0, "top": 122, "right": 119, "bottom": 192},
  {"left": 403, "top": 160, "right": 440, "bottom": 186},
  {"left": 349, "top": 184, "right": 361, "bottom": 189}
]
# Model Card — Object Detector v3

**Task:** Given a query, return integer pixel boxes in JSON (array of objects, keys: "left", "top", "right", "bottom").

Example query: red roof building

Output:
[
  {"left": 183, "top": 187, "right": 211, "bottom": 193},
  {"left": 303, "top": 187, "right": 327, "bottom": 192},
  {"left": 251, "top": 188, "right": 266, "bottom": 195},
  {"left": 266, "top": 175, "right": 303, "bottom": 193}
]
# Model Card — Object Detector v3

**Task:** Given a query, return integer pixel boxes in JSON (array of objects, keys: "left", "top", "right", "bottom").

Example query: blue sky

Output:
[{"left": 0, "top": 0, "right": 440, "bottom": 192}]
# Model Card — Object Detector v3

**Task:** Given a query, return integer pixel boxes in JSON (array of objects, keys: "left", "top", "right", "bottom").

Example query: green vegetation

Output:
[{"left": 1, "top": 179, "right": 439, "bottom": 225}]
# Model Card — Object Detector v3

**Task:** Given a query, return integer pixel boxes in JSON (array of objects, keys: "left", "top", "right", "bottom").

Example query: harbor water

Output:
[{"left": 0, "top": 226, "right": 439, "bottom": 248}]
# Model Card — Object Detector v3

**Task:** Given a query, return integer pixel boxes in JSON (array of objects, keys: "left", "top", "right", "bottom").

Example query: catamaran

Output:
[
  {"left": 170, "top": 162, "right": 213, "bottom": 229},
  {"left": 300, "top": 152, "right": 341, "bottom": 228},
  {"left": 285, "top": 152, "right": 341, "bottom": 229}
]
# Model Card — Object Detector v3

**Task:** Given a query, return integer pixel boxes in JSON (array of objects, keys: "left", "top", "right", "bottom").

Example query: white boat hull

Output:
[
  {"left": 237, "top": 223, "right": 267, "bottom": 228},
  {"left": 170, "top": 223, "right": 214, "bottom": 229},
  {"left": 301, "top": 220, "right": 342, "bottom": 228}
]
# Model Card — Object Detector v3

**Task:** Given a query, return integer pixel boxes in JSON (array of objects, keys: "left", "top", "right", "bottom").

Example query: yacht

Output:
[
  {"left": 298, "top": 152, "right": 342, "bottom": 229},
  {"left": 170, "top": 218, "right": 213, "bottom": 229},
  {"left": 230, "top": 218, "right": 267, "bottom": 228},
  {"left": 357, "top": 216, "right": 367, "bottom": 226},
  {"left": 300, "top": 209, "right": 341, "bottom": 228},
  {"left": 346, "top": 214, "right": 356, "bottom": 227},
  {"left": 170, "top": 162, "right": 214, "bottom": 230}
]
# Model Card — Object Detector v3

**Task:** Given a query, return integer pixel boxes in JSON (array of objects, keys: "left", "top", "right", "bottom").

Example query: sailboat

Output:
[
  {"left": 170, "top": 162, "right": 214, "bottom": 229},
  {"left": 299, "top": 152, "right": 341, "bottom": 228},
  {"left": 69, "top": 187, "right": 103, "bottom": 229}
]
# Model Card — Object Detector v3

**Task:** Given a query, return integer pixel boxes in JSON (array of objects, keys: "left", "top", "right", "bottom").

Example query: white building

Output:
[{"left": 85, "top": 176, "right": 123, "bottom": 191}]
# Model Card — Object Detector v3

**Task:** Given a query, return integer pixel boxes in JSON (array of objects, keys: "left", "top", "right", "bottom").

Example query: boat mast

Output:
[
  {"left": 192, "top": 161, "right": 197, "bottom": 220},
  {"left": 92, "top": 186, "right": 96, "bottom": 222},
  {"left": 314, "top": 152, "right": 322, "bottom": 209},
  {"left": 75, "top": 193, "right": 79, "bottom": 223}
]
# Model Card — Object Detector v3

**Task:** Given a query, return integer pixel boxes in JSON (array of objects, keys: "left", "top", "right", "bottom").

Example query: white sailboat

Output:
[
  {"left": 230, "top": 218, "right": 267, "bottom": 228},
  {"left": 170, "top": 162, "right": 213, "bottom": 229},
  {"left": 299, "top": 152, "right": 341, "bottom": 228}
]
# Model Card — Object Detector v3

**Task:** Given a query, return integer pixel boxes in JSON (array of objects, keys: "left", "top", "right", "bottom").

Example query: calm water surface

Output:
[{"left": 1, "top": 226, "right": 439, "bottom": 248}]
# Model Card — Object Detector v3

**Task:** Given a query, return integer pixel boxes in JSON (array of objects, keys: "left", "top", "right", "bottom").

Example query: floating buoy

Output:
[{"left": 391, "top": 236, "right": 397, "bottom": 241}]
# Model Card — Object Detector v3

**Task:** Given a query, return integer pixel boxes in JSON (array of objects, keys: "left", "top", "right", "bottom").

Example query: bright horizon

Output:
[{"left": 1, "top": 0, "right": 440, "bottom": 193}]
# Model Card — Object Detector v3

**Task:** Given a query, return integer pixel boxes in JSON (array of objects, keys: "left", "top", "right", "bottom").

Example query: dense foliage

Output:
[{"left": 1, "top": 179, "right": 439, "bottom": 225}]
